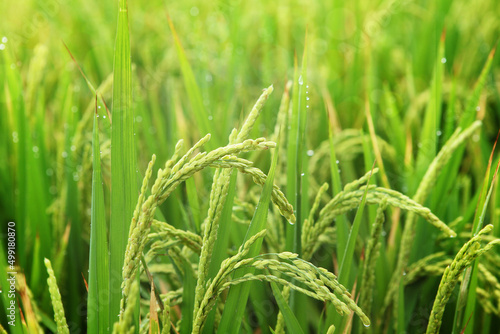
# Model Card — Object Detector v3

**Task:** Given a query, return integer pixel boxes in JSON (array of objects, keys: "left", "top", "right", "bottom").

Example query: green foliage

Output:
[
  {"left": 109, "top": 0, "right": 138, "bottom": 326},
  {"left": 1, "top": 0, "right": 500, "bottom": 333}
]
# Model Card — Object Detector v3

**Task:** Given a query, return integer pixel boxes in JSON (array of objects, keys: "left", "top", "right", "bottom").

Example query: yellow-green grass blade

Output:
[
  {"left": 88, "top": 105, "right": 110, "bottom": 333},
  {"left": 455, "top": 134, "right": 500, "bottom": 334},
  {"left": 459, "top": 45, "right": 496, "bottom": 128},
  {"left": 397, "top": 277, "right": 405, "bottom": 333},
  {"left": 435, "top": 46, "right": 497, "bottom": 219},
  {"left": 62, "top": 82, "right": 84, "bottom": 327},
  {"left": 2, "top": 47, "right": 28, "bottom": 269},
  {"left": 26, "top": 114, "right": 52, "bottom": 296},
  {"left": 167, "top": 15, "right": 215, "bottom": 149},
  {"left": 328, "top": 163, "right": 375, "bottom": 329},
  {"left": 109, "top": 0, "right": 138, "bottom": 325},
  {"left": 218, "top": 144, "right": 279, "bottom": 333},
  {"left": 271, "top": 282, "right": 305, "bottom": 334},
  {"left": 180, "top": 255, "right": 196, "bottom": 334},
  {"left": 62, "top": 41, "right": 112, "bottom": 121},
  {"left": 407, "top": 31, "right": 446, "bottom": 288},
  {"left": 249, "top": 282, "right": 273, "bottom": 332},
  {"left": 413, "top": 29, "right": 445, "bottom": 192},
  {"left": 297, "top": 38, "right": 309, "bottom": 256},
  {"left": 381, "top": 84, "right": 405, "bottom": 159},
  {"left": 283, "top": 40, "right": 308, "bottom": 327},
  {"left": 285, "top": 41, "right": 308, "bottom": 255},
  {"left": 325, "top": 97, "right": 349, "bottom": 262},
  {"left": 442, "top": 74, "right": 458, "bottom": 142},
  {"left": 285, "top": 54, "right": 300, "bottom": 252}
]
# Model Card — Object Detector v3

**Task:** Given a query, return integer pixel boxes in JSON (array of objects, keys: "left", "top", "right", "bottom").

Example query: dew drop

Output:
[
  {"left": 190, "top": 6, "right": 199, "bottom": 16},
  {"left": 0, "top": 44, "right": 5, "bottom": 51},
  {"left": 301, "top": 173, "right": 305, "bottom": 176},
  {"left": 32, "top": 146, "right": 39, "bottom": 153},
  {"left": 2, "top": 37, "right": 7, "bottom": 43},
  {"left": 103, "top": 115, "right": 106, "bottom": 119},
  {"left": 441, "top": 58, "right": 446, "bottom": 64},
  {"left": 208, "top": 115, "right": 213, "bottom": 121},
  {"left": 403, "top": 271, "right": 407, "bottom": 276},
  {"left": 436, "top": 130, "right": 442, "bottom": 136},
  {"left": 363, "top": 323, "right": 370, "bottom": 328},
  {"left": 298, "top": 75, "right": 303, "bottom": 86},
  {"left": 307, "top": 150, "right": 314, "bottom": 157},
  {"left": 306, "top": 97, "right": 310, "bottom": 101},
  {"left": 306, "top": 105, "right": 310, "bottom": 108},
  {"left": 336, "top": 160, "right": 340, "bottom": 164},
  {"left": 475, "top": 106, "right": 480, "bottom": 111},
  {"left": 70, "top": 145, "right": 76, "bottom": 152},
  {"left": 62, "top": 151, "right": 68, "bottom": 158},
  {"left": 98, "top": 105, "right": 101, "bottom": 109}
]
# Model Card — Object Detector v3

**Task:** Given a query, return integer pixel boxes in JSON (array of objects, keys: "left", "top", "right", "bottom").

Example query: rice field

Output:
[{"left": 1, "top": 0, "right": 500, "bottom": 333}]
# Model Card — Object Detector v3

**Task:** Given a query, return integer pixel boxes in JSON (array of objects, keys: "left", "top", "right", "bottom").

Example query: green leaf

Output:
[
  {"left": 325, "top": 95, "right": 349, "bottom": 263},
  {"left": 328, "top": 163, "right": 375, "bottom": 328},
  {"left": 88, "top": 104, "right": 110, "bottom": 334},
  {"left": 109, "top": 0, "right": 138, "bottom": 325},
  {"left": 167, "top": 14, "right": 215, "bottom": 149},
  {"left": 271, "top": 282, "right": 305, "bottom": 334},
  {"left": 414, "top": 30, "right": 445, "bottom": 189},
  {"left": 455, "top": 132, "right": 500, "bottom": 334},
  {"left": 218, "top": 143, "right": 279, "bottom": 333}
]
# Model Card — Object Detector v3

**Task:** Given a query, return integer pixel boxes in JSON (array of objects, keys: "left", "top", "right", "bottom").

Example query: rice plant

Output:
[{"left": 1, "top": 0, "right": 500, "bottom": 333}]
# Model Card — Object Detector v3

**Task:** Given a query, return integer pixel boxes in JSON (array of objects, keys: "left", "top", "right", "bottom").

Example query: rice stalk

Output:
[
  {"left": 426, "top": 225, "right": 500, "bottom": 334},
  {"left": 44, "top": 258, "right": 69, "bottom": 334},
  {"left": 385, "top": 120, "right": 482, "bottom": 310}
]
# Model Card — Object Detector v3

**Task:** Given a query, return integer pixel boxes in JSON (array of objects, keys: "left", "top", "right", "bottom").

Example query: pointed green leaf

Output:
[{"left": 109, "top": 0, "right": 138, "bottom": 324}]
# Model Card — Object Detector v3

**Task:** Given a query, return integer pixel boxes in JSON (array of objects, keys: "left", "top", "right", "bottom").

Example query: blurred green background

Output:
[{"left": 1, "top": 0, "right": 499, "bottom": 332}]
